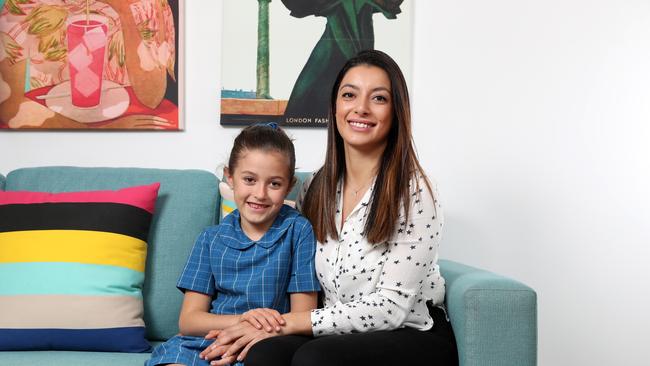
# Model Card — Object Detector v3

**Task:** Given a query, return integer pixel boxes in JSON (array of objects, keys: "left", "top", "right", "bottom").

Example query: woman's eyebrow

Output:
[{"left": 339, "top": 84, "right": 390, "bottom": 93}]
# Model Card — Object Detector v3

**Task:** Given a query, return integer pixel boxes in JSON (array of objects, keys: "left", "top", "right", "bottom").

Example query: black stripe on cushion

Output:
[{"left": 0, "top": 203, "right": 152, "bottom": 241}]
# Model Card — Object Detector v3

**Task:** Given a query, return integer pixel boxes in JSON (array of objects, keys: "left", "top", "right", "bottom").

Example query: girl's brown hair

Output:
[
  {"left": 228, "top": 123, "right": 296, "bottom": 181},
  {"left": 302, "top": 49, "right": 432, "bottom": 244}
]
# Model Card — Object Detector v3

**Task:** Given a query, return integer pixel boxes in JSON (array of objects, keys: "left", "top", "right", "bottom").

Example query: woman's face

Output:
[{"left": 335, "top": 65, "right": 393, "bottom": 153}]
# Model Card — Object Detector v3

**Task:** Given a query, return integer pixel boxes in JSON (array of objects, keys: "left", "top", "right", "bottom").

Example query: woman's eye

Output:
[
  {"left": 373, "top": 95, "right": 388, "bottom": 102},
  {"left": 243, "top": 177, "right": 255, "bottom": 184},
  {"left": 341, "top": 92, "right": 354, "bottom": 99}
]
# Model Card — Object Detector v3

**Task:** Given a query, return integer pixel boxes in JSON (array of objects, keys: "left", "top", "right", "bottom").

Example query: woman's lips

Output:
[{"left": 348, "top": 119, "right": 375, "bottom": 129}]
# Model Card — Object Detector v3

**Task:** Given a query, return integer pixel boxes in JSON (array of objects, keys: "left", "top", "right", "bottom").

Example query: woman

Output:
[{"left": 202, "top": 49, "right": 458, "bottom": 366}]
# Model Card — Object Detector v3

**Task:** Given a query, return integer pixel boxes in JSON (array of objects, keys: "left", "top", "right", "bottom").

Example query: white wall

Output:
[{"left": 2, "top": 1, "right": 649, "bottom": 365}]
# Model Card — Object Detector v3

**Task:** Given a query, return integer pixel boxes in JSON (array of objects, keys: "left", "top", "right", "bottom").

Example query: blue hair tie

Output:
[{"left": 254, "top": 122, "right": 278, "bottom": 130}]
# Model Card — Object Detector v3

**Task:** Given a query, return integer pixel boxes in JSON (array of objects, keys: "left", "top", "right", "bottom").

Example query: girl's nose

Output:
[{"left": 254, "top": 184, "right": 267, "bottom": 199}]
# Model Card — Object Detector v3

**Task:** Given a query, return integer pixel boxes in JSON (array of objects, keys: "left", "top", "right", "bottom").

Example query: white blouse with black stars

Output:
[{"left": 296, "top": 173, "right": 445, "bottom": 337}]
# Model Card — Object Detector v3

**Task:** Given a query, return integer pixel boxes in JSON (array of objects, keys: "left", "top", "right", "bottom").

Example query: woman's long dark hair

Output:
[{"left": 303, "top": 49, "right": 433, "bottom": 244}]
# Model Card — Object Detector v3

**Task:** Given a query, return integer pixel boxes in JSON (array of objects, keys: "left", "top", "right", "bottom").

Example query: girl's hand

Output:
[
  {"left": 240, "top": 308, "right": 285, "bottom": 332},
  {"left": 199, "top": 330, "right": 239, "bottom": 364},
  {"left": 212, "top": 322, "right": 277, "bottom": 365}
]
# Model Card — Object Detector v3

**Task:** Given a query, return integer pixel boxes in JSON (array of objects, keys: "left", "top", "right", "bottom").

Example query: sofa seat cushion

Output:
[{"left": 0, "top": 344, "right": 161, "bottom": 366}]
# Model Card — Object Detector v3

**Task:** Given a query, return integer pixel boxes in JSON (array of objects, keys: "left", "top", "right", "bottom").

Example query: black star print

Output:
[{"left": 396, "top": 282, "right": 402, "bottom": 287}]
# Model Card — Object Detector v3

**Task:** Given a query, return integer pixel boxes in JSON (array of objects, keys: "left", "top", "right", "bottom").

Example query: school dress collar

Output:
[{"left": 221, "top": 205, "right": 299, "bottom": 250}]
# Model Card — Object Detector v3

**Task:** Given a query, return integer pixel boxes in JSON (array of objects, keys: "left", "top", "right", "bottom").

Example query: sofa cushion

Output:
[
  {"left": 2, "top": 167, "right": 219, "bottom": 342},
  {"left": 0, "top": 183, "right": 160, "bottom": 352}
]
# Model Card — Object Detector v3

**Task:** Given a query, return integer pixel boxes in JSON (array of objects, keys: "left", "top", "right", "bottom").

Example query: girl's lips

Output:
[{"left": 247, "top": 202, "right": 269, "bottom": 210}]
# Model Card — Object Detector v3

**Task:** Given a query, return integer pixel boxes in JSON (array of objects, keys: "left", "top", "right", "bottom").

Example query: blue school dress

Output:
[{"left": 146, "top": 205, "right": 320, "bottom": 366}]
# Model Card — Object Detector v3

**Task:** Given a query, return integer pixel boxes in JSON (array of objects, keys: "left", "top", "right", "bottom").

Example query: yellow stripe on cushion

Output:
[{"left": 0, "top": 230, "right": 146, "bottom": 272}]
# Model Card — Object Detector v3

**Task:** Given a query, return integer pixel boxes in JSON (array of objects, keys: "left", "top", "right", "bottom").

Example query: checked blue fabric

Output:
[{"left": 177, "top": 204, "right": 320, "bottom": 315}]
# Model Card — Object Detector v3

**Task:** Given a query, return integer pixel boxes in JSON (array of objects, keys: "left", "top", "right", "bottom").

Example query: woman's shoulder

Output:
[{"left": 404, "top": 170, "right": 441, "bottom": 213}]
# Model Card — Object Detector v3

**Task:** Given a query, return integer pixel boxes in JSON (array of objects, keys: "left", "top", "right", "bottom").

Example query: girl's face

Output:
[
  {"left": 335, "top": 65, "right": 393, "bottom": 153},
  {"left": 226, "top": 149, "right": 292, "bottom": 240}
]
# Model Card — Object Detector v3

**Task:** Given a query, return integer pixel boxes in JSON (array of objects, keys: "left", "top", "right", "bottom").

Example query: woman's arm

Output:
[{"left": 177, "top": 291, "right": 240, "bottom": 337}]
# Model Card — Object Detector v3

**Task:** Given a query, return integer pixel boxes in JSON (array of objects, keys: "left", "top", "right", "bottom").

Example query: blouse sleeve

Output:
[{"left": 311, "top": 176, "right": 444, "bottom": 336}]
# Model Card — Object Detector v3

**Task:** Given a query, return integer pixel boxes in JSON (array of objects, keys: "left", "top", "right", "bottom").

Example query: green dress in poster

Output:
[{"left": 281, "top": 0, "right": 403, "bottom": 125}]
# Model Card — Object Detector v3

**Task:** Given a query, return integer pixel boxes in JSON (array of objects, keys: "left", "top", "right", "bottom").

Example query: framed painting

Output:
[
  {"left": 220, "top": 0, "right": 412, "bottom": 128},
  {"left": 0, "top": 0, "right": 183, "bottom": 130}
]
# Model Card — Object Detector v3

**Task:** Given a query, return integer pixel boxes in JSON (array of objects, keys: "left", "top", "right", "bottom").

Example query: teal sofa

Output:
[{"left": 0, "top": 167, "right": 537, "bottom": 366}]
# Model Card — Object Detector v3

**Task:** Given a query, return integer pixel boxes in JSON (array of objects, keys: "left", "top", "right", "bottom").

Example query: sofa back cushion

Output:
[
  {"left": 0, "top": 183, "right": 159, "bottom": 352},
  {"left": 3, "top": 167, "right": 219, "bottom": 342}
]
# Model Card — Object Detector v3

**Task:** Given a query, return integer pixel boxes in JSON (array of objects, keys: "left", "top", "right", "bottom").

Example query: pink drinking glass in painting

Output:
[{"left": 66, "top": 14, "right": 108, "bottom": 108}]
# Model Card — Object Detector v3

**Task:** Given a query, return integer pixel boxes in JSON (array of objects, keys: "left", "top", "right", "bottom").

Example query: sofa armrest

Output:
[{"left": 440, "top": 259, "right": 537, "bottom": 366}]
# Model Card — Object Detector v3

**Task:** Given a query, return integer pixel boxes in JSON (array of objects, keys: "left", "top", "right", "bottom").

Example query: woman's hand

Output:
[{"left": 240, "top": 308, "right": 286, "bottom": 332}]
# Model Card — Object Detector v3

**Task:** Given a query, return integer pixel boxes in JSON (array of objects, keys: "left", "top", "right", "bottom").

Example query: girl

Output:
[
  {"left": 204, "top": 50, "right": 458, "bottom": 366},
  {"left": 146, "top": 124, "right": 320, "bottom": 366}
]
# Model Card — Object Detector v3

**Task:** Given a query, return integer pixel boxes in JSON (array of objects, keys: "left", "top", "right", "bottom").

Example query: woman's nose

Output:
[{"left": 354, "top": 98, "right": 370, "bottom": 115}]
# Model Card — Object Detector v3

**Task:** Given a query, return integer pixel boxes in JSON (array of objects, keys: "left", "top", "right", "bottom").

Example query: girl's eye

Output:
[
  {"left": 270, "top": 181, "right": 282, "bottom": 189},
  {"left": 341, "top": 92, "right": 354, "bottom": 99},
  {"left": 243, "top": 177, "right": 255, "bottom": 184},
  {"left": 373, "top": 95, "right": 388, "bottom": 102}
]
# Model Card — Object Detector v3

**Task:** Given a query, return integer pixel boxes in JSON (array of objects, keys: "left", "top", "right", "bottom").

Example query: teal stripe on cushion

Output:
[{"left": 0, "top": 262, "right": 143, "bottom": 297}]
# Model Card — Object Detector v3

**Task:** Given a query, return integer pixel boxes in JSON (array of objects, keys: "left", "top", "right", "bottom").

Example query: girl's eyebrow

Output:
[{"left": 240, "top": 170, "right": 287, "bottom": 180}]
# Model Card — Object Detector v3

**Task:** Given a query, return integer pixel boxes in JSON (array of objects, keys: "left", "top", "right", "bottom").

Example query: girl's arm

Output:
[{"left": 177, "top": 290, "right": 240, "bottom": 337}]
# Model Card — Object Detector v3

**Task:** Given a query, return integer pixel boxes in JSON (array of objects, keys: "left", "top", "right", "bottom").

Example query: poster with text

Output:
[
  {"left": 220, "top": 0, "right": 412, "bottom": 128},
  {"left": 0, "top": 0, "right": 183, "bottom": 130}
]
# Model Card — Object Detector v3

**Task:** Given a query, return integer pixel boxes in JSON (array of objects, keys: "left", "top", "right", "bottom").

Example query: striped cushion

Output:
[{"left": 0, "top": 183, "right": 159, "bottom": 352}]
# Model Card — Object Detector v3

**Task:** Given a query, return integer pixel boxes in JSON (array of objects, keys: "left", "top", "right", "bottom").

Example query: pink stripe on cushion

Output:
[{"left": 0, "top": 183, "right": 160, "bottom": 213}]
